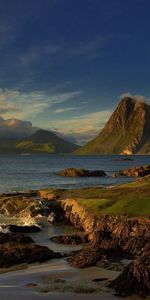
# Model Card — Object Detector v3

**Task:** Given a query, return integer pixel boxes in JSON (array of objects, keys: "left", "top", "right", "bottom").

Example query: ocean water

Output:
[{"left": 0, "top": 154, "right": 149, "bottom": 193}]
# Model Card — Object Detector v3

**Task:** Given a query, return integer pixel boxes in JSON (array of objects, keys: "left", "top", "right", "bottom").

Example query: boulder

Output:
[
  {"left": 8, "top": 224, "right": 41, "bottom": 233},
  {"left": 0, "top": 242, "right": 61, "bottom": 268},
  {"left": 110, "top": 251, "right": 150, "bottom": 297},
  {"left": 57, "top": 168, "right": 106, "bottom": 177},
  {"left": 68, "top": 245, "right": 101, "bottom": 268},
  {"left": 113, "top": 165, "right": 150, "bottom": 177},
  {"left": 0, "top": 232, "right": 33, "bottom": 244},
  {"left": 50, "top": 234, "right": 88, "bottom": 245}
]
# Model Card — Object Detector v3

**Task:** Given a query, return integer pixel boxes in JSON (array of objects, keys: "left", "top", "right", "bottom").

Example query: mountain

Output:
[
  {"left": 16, "top": 129, "right": 79, "bottom": 153},
  {"left": 75, "top": 97, "right": 150, "bottom": 155}
]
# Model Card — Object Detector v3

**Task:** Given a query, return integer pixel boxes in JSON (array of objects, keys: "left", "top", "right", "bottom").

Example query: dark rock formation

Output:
[
  {"left": 50, "top": 234, "right": 88, "bottom": 245},
  {"left": 69, "top": 245, "right": 101, "bottom": 268},
  {"left": 0, "top": 231, "right": 61, "bottom": 268},
  {"left": 57, "top": 168, "right": 106, "bottom": 177},
  {"left": 110, "top": 251, "right": 150, "bottom": 297},
  {"left": 0, "top": 242, "right": 61, "bottom": 268},
  {"left": 7, "top": 224, "right": 41, "bottom": 233},
  {"left": 0, "top": 232, "right": 33, "bottom": 244},
  {"left": 114, "top": 157, "right": 133, "bottom": 161}
]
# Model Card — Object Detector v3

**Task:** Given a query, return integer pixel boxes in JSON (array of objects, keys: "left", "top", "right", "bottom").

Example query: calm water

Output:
[{"left": 0, "top": 154, "right": 149, "bottom": 193}]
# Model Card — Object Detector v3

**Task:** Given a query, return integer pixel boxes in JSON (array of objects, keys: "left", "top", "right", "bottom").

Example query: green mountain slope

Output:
[
  {"left": 16, "top": 129, "right": 79, "bottom": 153},
  {"left": 75, "top": 97, "right": 150, "bottom": 155}
]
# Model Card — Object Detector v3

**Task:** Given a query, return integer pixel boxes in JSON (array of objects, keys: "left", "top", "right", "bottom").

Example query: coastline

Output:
[{"left": 0, "top": 173, "right": 149, "bottom": 299}]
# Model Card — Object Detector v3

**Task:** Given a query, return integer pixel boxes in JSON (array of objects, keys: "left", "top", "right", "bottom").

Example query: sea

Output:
[{"left": 0, "top": 154, "right": 149, "bottom": 193}]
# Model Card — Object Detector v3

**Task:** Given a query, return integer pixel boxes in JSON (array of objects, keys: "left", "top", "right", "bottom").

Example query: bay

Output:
[{"left": 0, "top": 154, "right": 149, "bottom": 193}]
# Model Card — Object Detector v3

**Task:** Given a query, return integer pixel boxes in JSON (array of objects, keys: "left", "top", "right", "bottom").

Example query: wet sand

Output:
[
  {"left": 0, "top": 259, "right": 116, "bottom": 300},
  {"left": 0, "top": 258, "right": 148, "bottom": 300}
]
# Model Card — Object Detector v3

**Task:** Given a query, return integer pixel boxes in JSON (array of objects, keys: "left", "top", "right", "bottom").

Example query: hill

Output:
[
  {"left": 75, "top": 97, "right": 150, "bottom": 155},
  {"left": 16, "top": 129, "right": 79, "bottom": 154}
]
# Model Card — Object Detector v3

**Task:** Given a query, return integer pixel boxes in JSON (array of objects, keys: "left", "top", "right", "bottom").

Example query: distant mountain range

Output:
[
  {"left": 75, "top": 97, "right": 150, "bottom": 155},
  {"left": 0, "top": 129, "right": 79, "bottom": 154}
]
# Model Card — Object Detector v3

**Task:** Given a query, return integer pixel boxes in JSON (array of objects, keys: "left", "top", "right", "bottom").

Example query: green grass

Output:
[
  {"left": 43, "top": 176, "right": 150, "bottom": 217},
  {"left": 77, "top": 177, "right": 150, "bottom": 216},
  {"left": 16, "top": 141, "right": 55, "bottom": 153}
]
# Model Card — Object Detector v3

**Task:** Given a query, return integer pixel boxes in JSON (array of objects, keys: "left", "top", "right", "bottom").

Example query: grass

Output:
[
  {"left": 16, "top": 141, "right": 55, "bottom": 153},
  {"left": 42, "top": 175, "right": 150, "bottom": 217},
  {"left": 77, "top": 177, "right": 150, "bottom": 216}
]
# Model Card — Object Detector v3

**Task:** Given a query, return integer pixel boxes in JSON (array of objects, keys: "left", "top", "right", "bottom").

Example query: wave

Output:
[{"left": 0, "top": 224, "right": 10, "bottom": 233}]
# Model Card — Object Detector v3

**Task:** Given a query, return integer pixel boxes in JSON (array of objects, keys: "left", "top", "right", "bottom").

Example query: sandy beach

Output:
[{"left": 0, "top": 259, "right": 116, "bottom": 300}]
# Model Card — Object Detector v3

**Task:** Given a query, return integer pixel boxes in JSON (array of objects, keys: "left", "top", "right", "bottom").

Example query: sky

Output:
[{"left": 0, "top": 0, "right": 150, "bottom": 144}]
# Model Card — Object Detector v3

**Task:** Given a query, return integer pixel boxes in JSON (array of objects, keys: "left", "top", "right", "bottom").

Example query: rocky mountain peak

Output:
[{"left": 75, "top": 97, "right": 150, "bottom": 155}]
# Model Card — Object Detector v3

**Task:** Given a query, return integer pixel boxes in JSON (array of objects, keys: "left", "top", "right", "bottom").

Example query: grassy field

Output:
[{"left": 43, "top": 175, "right": 150, "bottom": 217}]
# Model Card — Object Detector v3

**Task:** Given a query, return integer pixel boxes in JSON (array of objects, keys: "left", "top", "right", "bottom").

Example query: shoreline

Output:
[{"left": 0, "top": 175, "right": 149, "bottom": 299}]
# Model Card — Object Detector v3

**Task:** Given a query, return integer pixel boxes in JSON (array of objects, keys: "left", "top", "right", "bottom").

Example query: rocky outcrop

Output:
[
  {"left": 57, "top": 168, "right": 106, "bottom": 177},
  {"left": 0, "top": 242, "right": 61, "bottom": 268},
  {"left": 114, "top": 165, "right": 150, "bottom": 177},
  {"left": 110, "top": 250, "right": 150, "bottom": 297},
  {"left": 50, "top": 234, "right": 88, "bottom": 245},
  {"left": 0, "top": 232, "right": 33, "bottom": 244},
  {"left": 69, "top": 245, "right": 101, "bottom": 268},
  {"left": 7, "top": 224, "right": 41, "bottom": 233},
  {"left": 0, "top": 231, "right": 61, "bottom": 268},
  {"left": 0, "top": 193, "right": 41, "bottom": 217}
]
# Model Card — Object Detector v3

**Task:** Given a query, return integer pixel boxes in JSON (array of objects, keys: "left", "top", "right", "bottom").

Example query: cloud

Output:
[
  {"left": 20, "top": 34, "right": 117, "bottom": 67},
  {"left": 53, "top": 107, "right": 77, "bottom": 114},
  {"left": 0, "top": 88, "right": 84, "bottom": 120},
  {"left": 0, "top": 117, "right": 37, "bottom": 139},
  {"left": 49, "top": 110, "right": 112, "bottom": 145},
  {"left": 20, "top": 44, "right": 62, "bottom": 67},
  {"left": 68, "top": 35, "right": 115, "bottom": 57},
  {"left": 120, "top": 92, "right": 150, "bottom": 104}
]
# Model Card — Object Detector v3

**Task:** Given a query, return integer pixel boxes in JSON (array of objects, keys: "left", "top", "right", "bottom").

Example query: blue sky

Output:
[{"left": 0, "top": 0, "right": 150, "bottom": 144}]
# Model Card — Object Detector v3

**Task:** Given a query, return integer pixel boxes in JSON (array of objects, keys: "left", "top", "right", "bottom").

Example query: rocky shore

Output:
[
  {"left": 39, "top": 174, "right": 150, "bottom": 297},
  {"left": 0, "top": 170, "right": 149, "bottom": 297}
]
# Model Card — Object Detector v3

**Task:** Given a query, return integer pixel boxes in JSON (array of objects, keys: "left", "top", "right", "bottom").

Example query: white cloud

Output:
[
  {"left": 0, "top": 117, "right": 37, "bottom": 139},
  {"left": 0, "top": 88, "right": 84, "bottom": 120},
  {"left": 120, "top": 92, "right": 150, "bottom": 104},
  {"left": 49, "top": 110, "right": 112, "bottom": 145},
  {"left": 53, "top": 107, "right": 77, "bottom": 114}
]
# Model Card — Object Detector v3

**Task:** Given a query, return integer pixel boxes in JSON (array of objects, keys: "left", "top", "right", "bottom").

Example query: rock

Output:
[
  {"left": 113, "top": 165, "right": 150, "bottom": 177},
  {"left": 96, "top": 259, "right": 125, "bottom": 272},
  {"left": 8, "top": 224, "right": 41, "bottom": 233},
  {"left": 0, "top": 232, "right": 33, "bottom": 244},
  {"left": 89, "top": 170, "right": 106, "bottom": 177},
  {"left": 57, "top": 168, "right": 106, "bottom": 177},
  {"left": 68, "top": 245, "right": 101, "bottom": 268},
  {"left": 0, "top": 194, "right": 41, "bottom": 217},
  {"left": 0, "top": 242, "right": 61, "bottom": 268},
  {"left": 110, "top": 252, "right": 150, "bottom": 297},
  {"left": 0, "top": 231, "right": 62, "bottom": 268},
  {"left": 114, "top": 157, "right": 134, "bottom": 161},
  {"left": 50, "top": 234, "right": 88, "bottom": 245},
  {"left": 92, "top": 278, "right": 108, "bottom": 282},
  {"left": 98, "top": 238, "right": 123, "bottom": 259}
]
